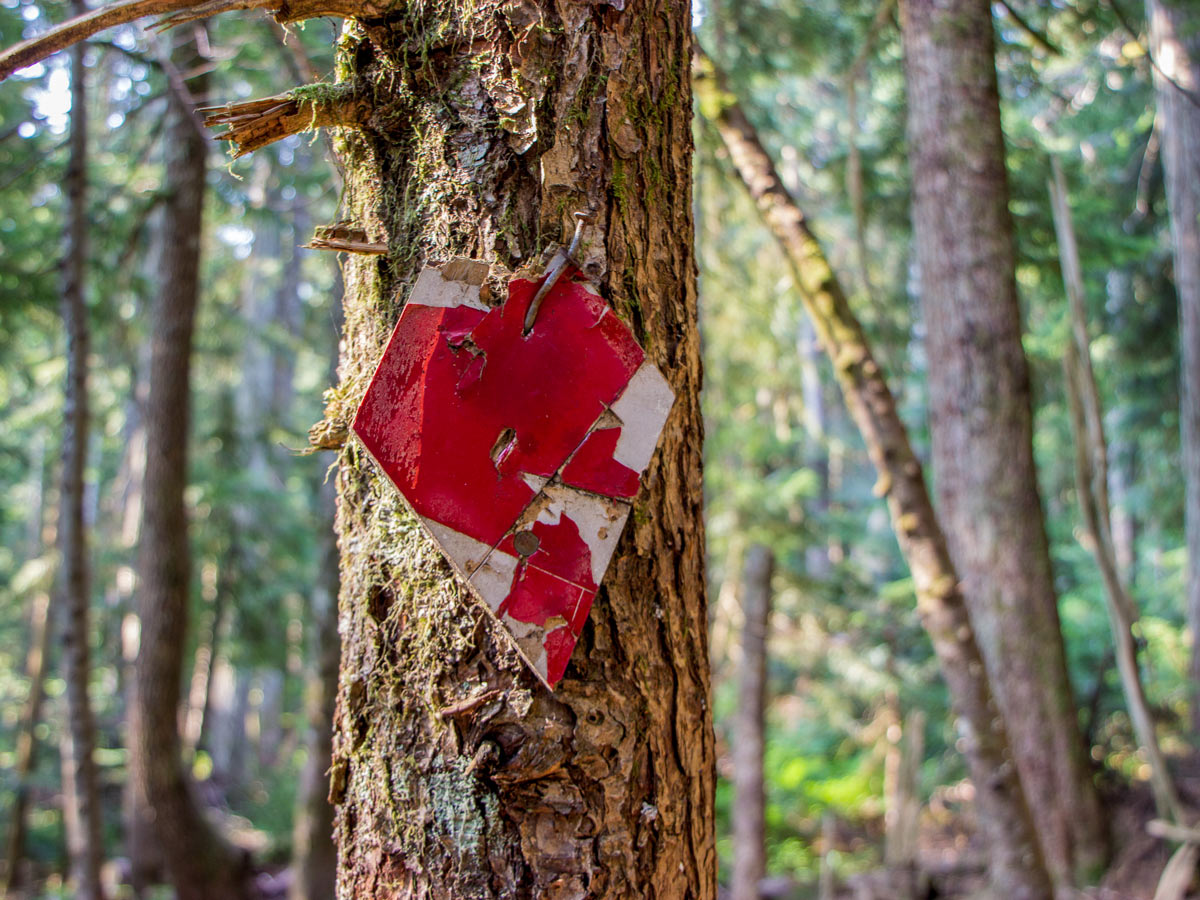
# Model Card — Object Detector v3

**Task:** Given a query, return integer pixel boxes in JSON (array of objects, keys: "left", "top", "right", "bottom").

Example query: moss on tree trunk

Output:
[{"left": 325, "top": 1, "right": 714, "bottom": 896}]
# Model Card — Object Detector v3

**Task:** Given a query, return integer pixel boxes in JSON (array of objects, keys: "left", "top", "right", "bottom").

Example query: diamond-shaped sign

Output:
[{"left": 353, "top": 259, "right": 675, "bottom": 688}]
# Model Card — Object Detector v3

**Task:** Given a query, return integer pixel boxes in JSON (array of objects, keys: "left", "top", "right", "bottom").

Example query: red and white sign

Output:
[{"left": 353, "top": 259, "right": 674, "bottom": 688}]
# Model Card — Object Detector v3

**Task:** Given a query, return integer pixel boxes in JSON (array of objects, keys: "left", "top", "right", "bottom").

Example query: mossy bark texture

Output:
[
  {"left": 326, "top": 2, "right": 714, "bottom": 897},
  {"left": 900, "top": 0, "right": 1108, "bottom": 886}
]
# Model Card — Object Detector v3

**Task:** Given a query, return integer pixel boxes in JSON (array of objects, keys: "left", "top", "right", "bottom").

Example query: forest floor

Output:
[{"left": 837, "top": 760, "right": 1200, "bottom": 900}]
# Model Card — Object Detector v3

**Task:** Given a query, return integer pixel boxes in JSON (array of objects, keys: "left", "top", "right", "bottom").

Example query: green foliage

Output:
[
  {"left": 0, "top": 0, "right": 1193, "bottom": 892},
  {"left": 698, "top": 0, "right": 1191, "bottom": 890}
]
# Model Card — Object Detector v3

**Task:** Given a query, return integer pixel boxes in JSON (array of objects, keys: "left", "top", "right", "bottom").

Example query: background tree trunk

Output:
[
  {"left": 126, "top": 24, "right": 252, "bottom": 900},
  {"left": 1050, "top": 159, "right": 1184, "bottom": 825},
  {"left": 731, "top": 544, "right": 773, "bottom": 900},
  {"left": 289, "top": 467, "right": 341, "bottom": 900},
  {"left": 900, "top": 0, "right": 1108, "bottom": 884},
  {"left": 290, "top": 273, "right": 343, "bottom": 900},
  {"left": 693, "top": 52, "right": 1053, "bottom": 899},
  {"left": 1146, "top": 0, "right": 1200, "bottom": 737},
  {"left": 327, "top": 1, "right": 713, "bottom": 896},
  {"left": 58, "top": 11, "right": 106, "bottom": 895},
  {"left": 3, "top": 589, "right": 52, "bottom": 895}
]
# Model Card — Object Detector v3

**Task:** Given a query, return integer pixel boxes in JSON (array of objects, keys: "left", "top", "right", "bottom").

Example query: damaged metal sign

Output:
[{"left": 353, "top": 258, "right": 675, "bottom": 688}]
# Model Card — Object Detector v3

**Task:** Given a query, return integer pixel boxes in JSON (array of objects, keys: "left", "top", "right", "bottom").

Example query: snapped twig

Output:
[
  {"left": 201, "top": 82, "right": 367, "bottom": 157},
  {"left": 306, "top": 222, "right": 386, "bottom": 255}
]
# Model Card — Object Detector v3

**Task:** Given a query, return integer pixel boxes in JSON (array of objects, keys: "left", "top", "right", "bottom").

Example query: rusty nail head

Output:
[{"left": 513, "top": 531, "right": 540, "bottom": 557}]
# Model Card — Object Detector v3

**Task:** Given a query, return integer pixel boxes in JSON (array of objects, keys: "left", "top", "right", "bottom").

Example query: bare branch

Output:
[
  {"left": 1148, "top": 819, "right": 1200, "bottom": 845},
  {"left": 201, "top": 83, "right": 367, "bottom": 157},
  {"left": 0, "top": 0, "right": 244, "bottom": 79},
  {"left": 996, "top": 0, "right": 1062, "bottom": 57},
  {"left": 0, "top": 0, "right": 383, "bottom": 81}
]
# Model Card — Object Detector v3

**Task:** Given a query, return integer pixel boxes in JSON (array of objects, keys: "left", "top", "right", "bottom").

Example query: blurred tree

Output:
[
  {"left": 731, "top": 544, "right": 773, "bottom": 900},
  {"left": 694, "top": 48, "right": 1052, "bottom": 898},
  {"left": 56, "top": 4, "right": 106, "bottom": 896},
  {"left": 900, "top": 0, "right": 1107, "bottom": 885},
  {"left": 289, "top": 285, "right": 341, "bottom": 900},
  {"left": 1146, "top": 0, "right": 1200, "bottom": 735},
  {"left": 126, "top": 24, "right": 253, "bottom": 900}
]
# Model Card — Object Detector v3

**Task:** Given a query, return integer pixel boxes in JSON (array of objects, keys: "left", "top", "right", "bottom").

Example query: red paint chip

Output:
[{"left": 353, "top": 259, "right": 674, "bottom": 688}]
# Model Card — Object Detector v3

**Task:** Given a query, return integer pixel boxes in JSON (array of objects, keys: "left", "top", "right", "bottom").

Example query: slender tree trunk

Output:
[
  {"left": 326, "top": 2, "right": 713, "bottom": 896},
  {"left": 692, "top": 51, "right": 1051, "bottom": 899},
  {"left": 797, "top": 316, "right": 837, "bottom": 579},
  {"left": 3, "top": 589, "right": 52, "bottom": 895},
  {"left": 4, "top": 437, "right": 52, "bottom": 894},
  {"left": 884, "top": 709, "right": 924, "bottom": 871},
  {"left": 126, "top": 24, "right": 253, "bottom": 900},
  {"left": 290, "top": 463, "right": 341, "bottom": 900},
  {"left": 1049, "top": 159, "right": 1185, "bottom": 825},
  {"left": 1146, "top": 0, "right": 1200, "bottom": 736},
  {"left": 899, "top": 0, "right": 1107, "bottom": 884},
  {"left": 58, "top": 12, "right": 106, "bottom": 895},
  {"left": 731, "top": 545, "right": 772, "bottom": 900}
]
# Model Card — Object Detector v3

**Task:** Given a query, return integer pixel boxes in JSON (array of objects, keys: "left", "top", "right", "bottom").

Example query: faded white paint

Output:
[
  {"left": 407, "top": 260, "right": 489, "bottom": 311},
  {"left": 468, "top": 546, "right": 520, "bottom": 612},
  {"left": 537, "top": 483, "right": 631, "bottom": 587},
  {"left": 610, "top": 362, "right": 675, "bottom": 472},
  {"left": 421, "top": 516, "right": 494, "bottom": 577}
]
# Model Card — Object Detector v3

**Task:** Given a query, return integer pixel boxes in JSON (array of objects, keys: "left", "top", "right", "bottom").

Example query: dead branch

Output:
[
  {"left": 306, "top": 237, "right": 387, "bottom": 254},
  {"left": 0, "top": 0, "right": 243, "bottom": 79},
  {"left": 0, "top": 0, "right": 382, "bottom": 81},
  {"left": 201, "top": 83, "right": 367, "bottom": 157},
  {"left": 1149, "top": 820, "right": 1200, "bottom": 844},
  {"left": 1130, "top": 114, "right": 1161, "bottom": 225},
  {"left": 996, "top": 0, "right": 1062, "bottom": 56},
  {"left": 1050, "top": 157, "right": 1186, "bottom": 826}
]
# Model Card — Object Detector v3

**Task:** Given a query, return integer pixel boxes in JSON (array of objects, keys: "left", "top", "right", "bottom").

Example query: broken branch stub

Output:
[
  {"left": 306, "top": 222, "right": 387, "bottom": 255},
  {"left": 201, "top": 83, "right": 367, "bottom": 157}
]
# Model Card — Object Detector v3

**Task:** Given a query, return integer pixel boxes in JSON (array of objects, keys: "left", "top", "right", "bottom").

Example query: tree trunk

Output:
[
  {"left": 126, "top": 24, "right": 253, "bottom": 900},
  {"left": 899, "top": 0, "right": 1108, "bottom": 884},
  {"left": 731, "top": 545, "right": 772, "bottom": 900},
  {"left": 1146, "top": 0, "right": 1200, "bottom": 737},
  {"left": 290, "top": 464, "right": 341, "bottom": 900},
  {"left": 58, "top": 11, "right": 106, "bottom": 895},
  {"left": 693, "top": 52, "right": 1052, "bottom": 899},
  {"left": 327, "top": 2, "right": 713, "bottom": 897},
  {"left": 1049, "top": 159, "right": 1185, "bottom": 825},
  {"left": 3, "top": 589, "right": 52, "bottom": 895}
]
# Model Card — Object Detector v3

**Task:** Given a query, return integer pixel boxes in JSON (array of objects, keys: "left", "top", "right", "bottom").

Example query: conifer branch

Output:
[{"left": 201, "top": 83, "right": 367, "bottom": 157}]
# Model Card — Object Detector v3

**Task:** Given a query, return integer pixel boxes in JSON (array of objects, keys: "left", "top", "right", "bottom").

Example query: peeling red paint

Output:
[
  {"left": 353, "top": 260, "right": 674, "bottom": 688},
  {"left": 560, "top": 427, "right": 641, "bottom": 498}
]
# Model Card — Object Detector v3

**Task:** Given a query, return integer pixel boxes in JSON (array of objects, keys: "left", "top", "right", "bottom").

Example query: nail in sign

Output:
[{"left": 353, "top": 259, "right": 675, "bottom": 688}]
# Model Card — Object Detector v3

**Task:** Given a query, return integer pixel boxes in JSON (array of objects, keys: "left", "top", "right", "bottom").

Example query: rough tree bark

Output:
[
  {"left": 126, "top": 24, "right": 253, "bottom": 900},
  {"left": 58, "top": 10, "right": 106, "bottom": 895},
  {"left": 731, "top": 545, "right": 772, "bottom": 900},
  {"left": 899, "top": 0, "right": 1108, "bottom": 884},
  {"left": 314, "top": 1, "right": 714, "bottom": 896},
  {"left": 692, "top": 51, "right": 1052, "bottom": 899},
  {"left": 1146, "top": 0, "right": 1200, "bottom": 736}
]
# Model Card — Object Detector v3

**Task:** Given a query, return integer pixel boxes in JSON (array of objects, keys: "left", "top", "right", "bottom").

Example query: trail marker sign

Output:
[{"left": 353, "top": 259, "right": 674, "bottom": 688}]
